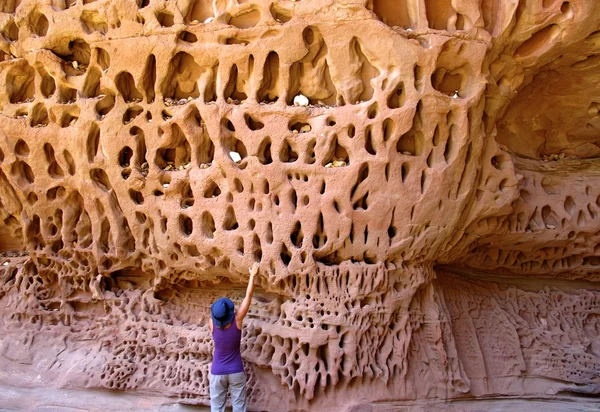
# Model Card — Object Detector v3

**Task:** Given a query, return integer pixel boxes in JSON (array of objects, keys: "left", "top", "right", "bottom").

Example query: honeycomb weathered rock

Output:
[{"left": 0, "top": 0, "right": 599, "bottom": 410}]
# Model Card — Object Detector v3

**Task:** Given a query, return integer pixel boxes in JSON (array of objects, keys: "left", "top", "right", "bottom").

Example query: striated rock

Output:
[{"left": 0, "top": 0, "right": 599, "bottom": 410}]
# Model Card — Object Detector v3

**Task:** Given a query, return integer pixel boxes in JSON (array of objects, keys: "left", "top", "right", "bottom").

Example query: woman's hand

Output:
[
  {"left": 249, "top": 262, "right": 259, "bottom": 280},
  {"left": 236, "top": 262, "right": 260, "bottom": 325}
]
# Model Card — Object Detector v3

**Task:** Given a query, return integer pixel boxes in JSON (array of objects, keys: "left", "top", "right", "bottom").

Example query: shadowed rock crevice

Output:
[{"left": 0, "top": 0, "right": 599, "bottom": 410}]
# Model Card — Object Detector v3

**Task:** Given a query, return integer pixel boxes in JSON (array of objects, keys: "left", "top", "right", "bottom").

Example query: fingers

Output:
[{"left": 250, "top": 262, "right": 260, "bottom": 275}]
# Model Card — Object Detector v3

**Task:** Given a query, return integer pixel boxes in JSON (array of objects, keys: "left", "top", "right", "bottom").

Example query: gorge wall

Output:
[{"left": 0, "top": 0, "right": 599, "bottom": 410}]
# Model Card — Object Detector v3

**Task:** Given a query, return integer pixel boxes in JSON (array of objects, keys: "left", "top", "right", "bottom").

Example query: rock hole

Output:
[
  {"left": 252, "top": 234, "right": 262, "bottom": 262},
  {"left": 245, "top": 114, "right": 264, "bottom": 131},
  {"left": 201, "top": 211, "right": 216, "bottom": 238},
  {"left": 306, "top": 139, "right": 316, "bottom": 164},
  {"left": 234, "top": 178, "right": 244, "bottom": 193},
  {"left": 443, "top": 125, "right": 456, "bottom": 162},
  {"left": 224, "top": 64, "right": 247, "bottom": 102},
  {"left": 179, "top": 31, "right": 198, "bottom": 42},
  {"left": 396, "top": 125, "right": 423, "bottom": 156},
  {"left": 367, "top": 102, "right": 378, "bottom": 119},
  {"left": 257, "top": 51, "right": 280, "bottom": 102},
  {"left": 401, "top": 163, "right": 409, "bottom": 183},
  {"left": 44, "top": 143, "right": 64, "bottom": 178},
  {"left": 156, "top": 124, "right": 191, "bottom": 170},
  {"left": 387, "top": 82, "right": 405, "bottom": 109},
  {"left": 160, "top": 217, "right": 168, "bottom": 234},
  {"left": 420, "top": 170, "right": 428, "bottom": 194},
  {"left": 179, "top": 215, "right": 193, "bottom": 236},
  {"left": 181, "top": 181, "right": 195, "bottom": 208},
  {"left": 414, "top": 64, "right": 424, "bottom": 92},
  {"left": 38, "top": 67, "right": 56, "bottom": 98},
  {"left": 290, "top": 121, "right": 311, "bottom": 134},
  {"left": 312, "top": 212, "right": 326, "bottom": 248},
  {"left": 432, "top": 125, "right": 441, "bottom": 146},
  {"left": 7, "top": 62, "right": 35, "bottom": 103},
  {"left": 119, "top": 147, "right": 133, "bottom": 167},
  {"left": 322, "top": 134, "right": 349, "bottom": 167},
  {"left": 27, "top": 192, "right": 38, "bottom": 205},
  {"left": 426, "top": 150, "right": 433, "bottom": 167},
  {"left": 60, "top": 109, "right": 80, "bottom": 127},
  {"left": 15, "top": 139, "right": 30, "bottom": 156},
  {"left": 10, "top": 161, "right": 35, "bottom": 186},
  {"left": 184, "top": 0, "right": 213, "bottom": 23},
  {"left": 141, "top": 54, "right": 156, "bottom": 103},
  {"left": 63, "top": 150, "right": 75, "bottom": 175},
  {"left": 32, "top": 11, "right": 49, "bottom": 36},
  {"left": 229, "top": 8, "right": 261, "bottom": 29},
  {"left": 123, "top": 106, "right": 143, "bottom": 124},
  {"left": 290, "top": 188, "right": 297, "bottom": 210},
  {"left": 44, "top": 187, "right": 61, "bottom": 200},
  {"left": 270, "top": 3, "right": 292, "bottom": 23},
  {"left": 224, "top": 37, "right": 249, "bottom": 45},
  {"left": 514, "top": 24, "right": 559, "bottom": 58},
  {"left": 95, "top": 47, "right": 110, "bottom": 70},
  {"left": 432, "top": 68, "right": 463, "bottom": 96},
  {"left": 87, "top": 123, "right": 100, "bottom": 163},
  {"left": 348, "top": 125, "right": 356, "bottom": 138},
  {"left": 541, "top": 205, "right": 558, "bottom": 227},
  {"left": 350, "top": 38, "right": 379, "bottom": 102},
  {"left": 564, "top": 196, "right": 576, "bottom": 216},
  {"left": 129, "top": 190, "right": 144, "bottom": 205},
  {"left": 0, "top": 1, "right": 21, "bottom": 13},
  {"left": 156, "top": 10, "right": 175, "bottom": 27},
  {"left": 90, "top": 168, "right": 112, "bottom": 191},
  {"left": 290, "top": 221, "right": 303, "bottom": 248},
  {"left": 370, "top": 0, "right": 411, "bottom": 27},
  {"left": 96, "top": 93, "right": 115, "bottom": 116},
  {"left": 163, "top": 52, "right": 202, "bottom": 101},
  {"left": 266, "top": 221, "right": 273, "bottom": 244},
  {"left": 425, "top": 0, "right": 454, "bottom": 30},
  {"left": 490, "top": 155, "right": 501, "bottom": 169},
  {"left": 116, "top": 71, "right": 143, "bottom": 103},
  {"left": 258, "top": 138, "right": 273, "bottom": 164},
  {"left": 223, "top": 206, "right": 239, "bottom": 230},
  {"left": 82, "top": 67, "right": 102, "bottom": 98},
  {"left": 382, "top": 118, "right": 395, "bottom": 142},
  {"left": 364, "top": 126, "right": 376, "bottom": 155},
  {"left": 279, "top": 139, "right": 298, "bottom": 163},
  {"left": 2, "top": 20, "right": 18, "bottom": 41},
  {"left": 224, "top": 136, "right": 248, "bottom": 166}
]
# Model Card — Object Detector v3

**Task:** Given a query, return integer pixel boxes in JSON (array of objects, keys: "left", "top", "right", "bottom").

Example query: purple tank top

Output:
[{"left": 211, "top": 320, "right": 244, "bottom": 375}]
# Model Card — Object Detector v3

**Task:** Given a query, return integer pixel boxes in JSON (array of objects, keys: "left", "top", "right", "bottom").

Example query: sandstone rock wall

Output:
[{"left": 0, "top": 0, "right": 599, "bottom": 410}]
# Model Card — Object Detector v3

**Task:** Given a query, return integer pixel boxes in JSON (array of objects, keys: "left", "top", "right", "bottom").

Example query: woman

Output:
[{"left": 208, "top": 263, "right": 258, "bottom": 412}]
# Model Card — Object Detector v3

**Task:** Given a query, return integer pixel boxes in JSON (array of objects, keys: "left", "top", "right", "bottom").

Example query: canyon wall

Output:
[{"left": 0, "top": 0, "right": 599, "bottom": 410}]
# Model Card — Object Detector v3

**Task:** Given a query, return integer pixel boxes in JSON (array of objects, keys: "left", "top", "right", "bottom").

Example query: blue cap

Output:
[{"left": 211, "top": 297, "right": 235, "bottom": 328}]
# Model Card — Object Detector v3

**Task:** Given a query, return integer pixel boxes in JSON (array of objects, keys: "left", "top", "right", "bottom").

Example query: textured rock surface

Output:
[{"left": 0, "top": 0, "right": 599, "bottom": 410}]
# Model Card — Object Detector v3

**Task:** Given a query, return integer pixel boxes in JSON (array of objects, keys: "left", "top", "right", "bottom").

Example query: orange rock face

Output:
[{"left": 0, "top": 0, "right": 599, "bottom": 410}]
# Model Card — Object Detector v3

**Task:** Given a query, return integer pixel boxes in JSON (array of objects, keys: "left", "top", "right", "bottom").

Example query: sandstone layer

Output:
[{"left": 0, "top": 0, "right": 599, "bottom": 410}]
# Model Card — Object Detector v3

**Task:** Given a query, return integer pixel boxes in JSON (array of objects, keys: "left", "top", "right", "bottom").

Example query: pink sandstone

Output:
[{"left": 0, "top": 0, "right": 599, "bottom": 410}]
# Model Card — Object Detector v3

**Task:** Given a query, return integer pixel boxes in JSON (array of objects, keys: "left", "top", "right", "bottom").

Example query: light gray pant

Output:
[{"left": 209, "top": 371, "right": 247, "bottom": 412}]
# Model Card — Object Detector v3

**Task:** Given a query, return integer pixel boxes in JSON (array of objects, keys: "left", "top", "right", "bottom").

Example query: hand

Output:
[{"left": 249, "top": 262, "right": 260, "bottom": 278}]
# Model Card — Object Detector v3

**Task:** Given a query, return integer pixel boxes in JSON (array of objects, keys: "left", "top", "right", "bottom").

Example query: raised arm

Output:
[{"left": 236, "top": 263, "right": 259, "bottom": 326}]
